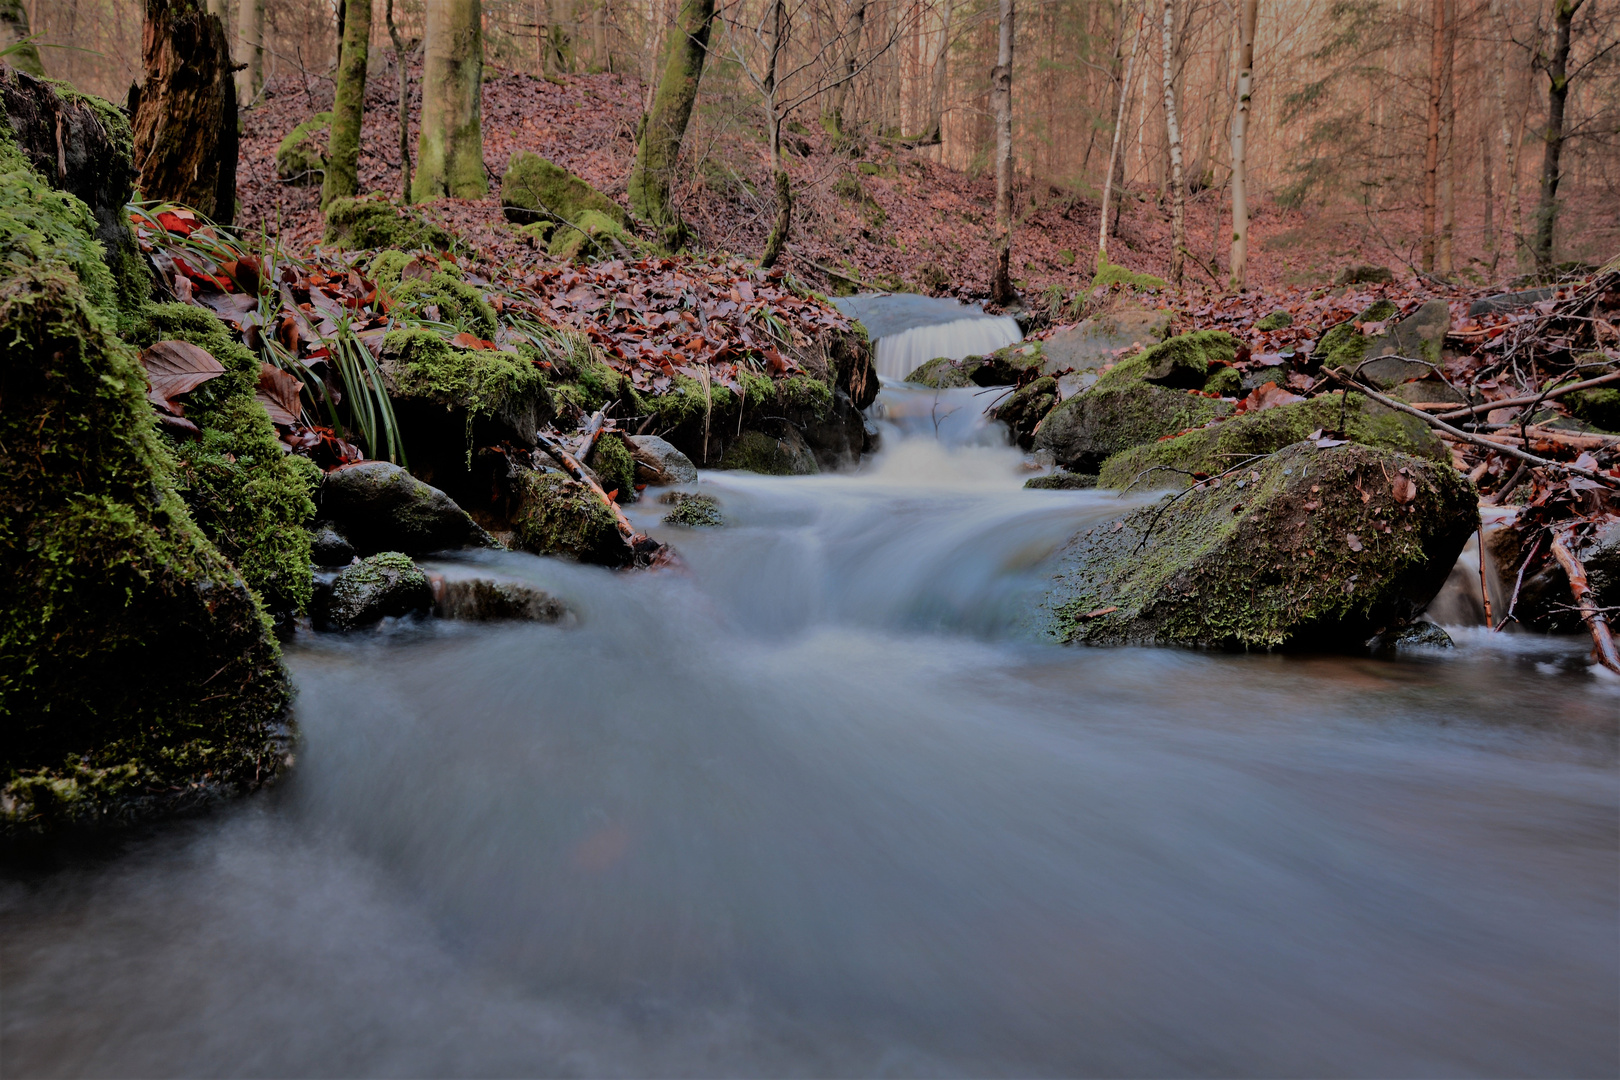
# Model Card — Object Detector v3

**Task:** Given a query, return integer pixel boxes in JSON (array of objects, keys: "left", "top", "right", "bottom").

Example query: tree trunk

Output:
[
  {"left": 1422, "top": 0, "right": 1444, "bottom": 273},
  {"left": 1160, "top": 0, "right": 1185, "bottom": 286},
  {"left": 1482, "top": 133, "right": 1495, "bottom": 259},
  {"left": 989, "top": 0, "right": 1014, "bottom": 305},
  {"left": 824, "top": 0, "right": 866, "bottom": 136},
  {"left": 1437, "top": 0, "right": 1455, "bottom": 277},
  {"left": 132, "top": 0, "right": 238, "bottom": 225},
  {"left": 1489, "top": 0, "right": 1526, "bottom": 272},
  {"left": 413, "top": 0, "right": 485, "bottom": 202},
  {"left": 0, "top": 0, "right": 46, "bottom": 76},
  {"left": 324, "top": 0, "right": 371, "bottom": 210},
  {"left": 387, "top": 0, "right": 412, "bottom": 202},
  {"left": 1099, "top": 5, "right": 1143, "bottom": 264},
  {"left": 760, "top": 0, "right": 791, "bottom": 267},
  {"left": 923, "top": 0, "right": 953, "bottom": 144},
  {"left": 1533, "top": 0, "right": 1577, "bottom": 271},
  {"left": 1226, "top": 0, "right": 1256, "bottom": 291},
  {"left": 627, "top": 0, "right": 716, "bottom": 249},
  {"left": 237, "top": 0, "right": 264, "bottom": 103}
]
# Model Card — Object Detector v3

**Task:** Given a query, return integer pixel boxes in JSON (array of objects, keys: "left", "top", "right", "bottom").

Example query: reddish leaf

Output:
[
  {"left": 1234, "top": 381, "right": 1304, "bottom": 415},
  {"left": 140, "top": 340, "right": 225, "bottom": 413},
  {"left": 256, "top": 363, "right": 303, "bottom": 426},
  {"left": 451, "top": 332, "right": 491, "bottom": 350}
]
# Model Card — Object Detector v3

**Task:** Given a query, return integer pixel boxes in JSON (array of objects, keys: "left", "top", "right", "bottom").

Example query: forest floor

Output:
[{"left": 236, "top": 66, "right": 1619, "bottom": 308}]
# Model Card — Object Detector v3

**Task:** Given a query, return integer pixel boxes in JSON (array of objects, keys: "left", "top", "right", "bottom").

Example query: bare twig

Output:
[
  {"left": 534, "top": 429, "right": 670, "bottom": 566},
  {"left": 1549, "top": 527, "right": 1620, "bottom": 675},
  {"left": 1434, "top": 369, "right": 1620, "bottom": 420}
]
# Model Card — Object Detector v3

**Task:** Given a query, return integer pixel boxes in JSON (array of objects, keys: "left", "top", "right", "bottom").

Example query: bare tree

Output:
[
  {"left": 923, "top": 0, "right": 954, "bottom": 144},
  {"left": 1226, "top": 0, "right": 1256, "bottom": 291},
  {"left": 989, "top": 0, "right": 1015, "bottom": 303},
  {"left": 413, "top": 0, "right": 486, "bottom": 201},
  {"left": 628, "top": 0, "right": 719, "bottom": 249},
  {"left": 823, "top": 0, "right": 866, "bottom": 135},
  {"left": 386, "top": 0, "right": 415, "bottom": 203},
  {"left": 1099, "top": 4, "right": 1144, "bottom": 265},
  {"left": 1161, "top": 0, "right": 1186, "bottom": 286}
]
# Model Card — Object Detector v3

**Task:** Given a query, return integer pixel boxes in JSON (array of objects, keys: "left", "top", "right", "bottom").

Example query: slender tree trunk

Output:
[
  {"left": 1482, "top": 134, "right": 1495, "bottom": 259},
  {"left": 1422, "top": 0, "right": 1444, "bottom": 272},
  {"left": 1161, "top": 0, "right": 1185, "bottom": 286},
  {"left": 324, "top": 0, "right": 371, "bottom": 210},
  {"left": 132, "top": 0, "right": 238, "bottom": 225},
  {"left": 1226, "top": 0, "right": 1256, "bottom": 291},
  {"left": 387, "top": 0, "right": 412, "bottom": 202},
  {"left": 236, "top": 0, "right": 264, "bottom": 103},
  {"left": 1437, "top": 0, "right": 1455, "bottom": 276},
  {"left": 413, "top": 0, "right": 485, "bottom": 201},
  {"left": 628, "top": 0, "right": 716, "bottom": 248},
  {"left": 0, "top": 0, "right": 44, "bottom": 75},
  {"left": 923, "top": 0, "right": 953, "bottom": 144},
  {"left": 988, "top": 0, "right": 1014, "bottom": 304},
  {"left": 1489, "top": 0, "right": 1526, "bottom": 272},
  {"left": 760, "top": 0, "right": 792, "bottom": 267},
  {"left": 1099, "top": 5, "right": 1143, "bottom": 263},
  {"left": 825, "top": 0, "right": 867, "bottom": 135},
  {"left": 1533, "top": 0, "right": 1578, "bottom": 271}
]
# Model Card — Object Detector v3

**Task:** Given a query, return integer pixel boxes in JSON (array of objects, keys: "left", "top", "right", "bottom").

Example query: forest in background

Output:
[{"left": 18, "top": 0, "right": 1620, "bottom": 292}]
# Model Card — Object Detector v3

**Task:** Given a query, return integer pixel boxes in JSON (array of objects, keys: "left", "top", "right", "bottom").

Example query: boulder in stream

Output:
[
  {"left": 316, "top": 552, "right": 434, "bottom": 631},
  {"left": 721, "top": 427, "right": 820, "bottom": 475},
  {"left": 1036, "top": 441, "right": 1478, "bottom": 650},
  {"left": 321, "top": 461, "right": 497, "bottom": 555},
  {"left": 626, "top": 434, "right": 698, "bottom": 485},
  {"left": 424, "top": 564, "right": 570, "bottom": 623}
]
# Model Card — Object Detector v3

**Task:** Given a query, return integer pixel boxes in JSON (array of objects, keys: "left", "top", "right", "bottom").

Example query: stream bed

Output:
[{"left": 3, "top": 386, "right": 1617, "bottom": 1077}]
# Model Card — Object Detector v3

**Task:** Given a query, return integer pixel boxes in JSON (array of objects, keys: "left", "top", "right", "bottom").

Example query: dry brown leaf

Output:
[
  {"left": 256, "top": 363, "right": 303, "bottom": 426},
  {"left": 140, "top": 340, "right": 225, "bottom": 413}
]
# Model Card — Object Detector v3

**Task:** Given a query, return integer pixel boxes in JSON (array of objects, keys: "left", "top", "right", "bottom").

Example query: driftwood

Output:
[
  {"left": 1548, "top": 528, "right": 1620, "bottom": 675},
  {"left": 534, "top": 429, "right": 671, "bottom": 568},
  {"left": 1323, "top": 368, "right": 1617, "bottom": 487}
]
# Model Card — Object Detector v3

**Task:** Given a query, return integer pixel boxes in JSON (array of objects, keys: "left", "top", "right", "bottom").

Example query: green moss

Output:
[
  {"left": 123, "top": 303, "right": 319, "bottom": 618},
  {"left": 1097, "top": 390, "right": 1447, "bottom": 490},
  {"left": 552, "top": 351, "right": 626, "bottom": 412},
  {"left": 500, "top": 150, "right": 627, "bottom": 228},
  {"left": 1, "top": 268, "right": 289, "bottom": 835},
  {"left": 775, "top": 373, "right": 834, "bottom": 417},
  {"left": 719, "top": 429, "right": 818, "bottom": 475},
  {"left": 1564, "top": 388, "right": 1620, "bottom": 432},
  {"left": 322, "top": 195, "right": 454, "bottom": 251},
  {"left": 1315, "top": 299, "right": 1399, "bottom": 371},
  {"left": 0, "top": 128, "right": 119, "bottom": 325},
  {"left": 366, "top": 249, "right": 415, "bottom": 293},
  {"left": 510, "top": 469, "right": 625, "bottom": 563},
  {"left": 1091, "top": 256, "right": 1166, "bottom": 291},
  {"left": 275, "top": 112, "right": 331, "bottom": 185},
  {"left": 391, "top": 271, "right": 497, "bottom": 337},
  {"left": 1046, "top": 441, "right": 1477, "bottom": 650},
  {"left": 1024, "top": 472, "right": 1097, "bottom": 490},
  {"left": 547, "top": 207, "right": 632, "bottom": 263},
  {"left": 1255, "top": 310, "right": 1293, "bottom": 331},
  {"left": 661, "top": 492, "right": 723, "bottom": 527},
  {"left": 588, "top": 432, "right": 638, "bottom": 503},
  {"left": 1203, "top": 366, "right": 1242, "bottom": 396},
  {"left": 381, "top": 328, "right": 548, "bottom": 417},
  {"left": 1099, "top": 329, "right": 1244, "bottom": 390}
]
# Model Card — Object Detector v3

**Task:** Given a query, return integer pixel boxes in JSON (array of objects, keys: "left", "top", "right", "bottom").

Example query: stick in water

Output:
[
  {"left": 1476, "top": 526, "right": 1494, "bottom": 629},
  {"left": 1548, "top": 527, "right": 1620, "bottom": 675}
]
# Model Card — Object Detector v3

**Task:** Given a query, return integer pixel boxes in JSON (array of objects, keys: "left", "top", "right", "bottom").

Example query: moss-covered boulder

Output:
[
  {"left": 548, "top": 208, "right": 634, "bottom": 264},
  {"left": 1024, "top": 472, "right": 1097, "bottom": 490},
  {"left": 1037, "top": 441, "right": 1478, "bottom": 650},
  {"left": 661, "top": 491, "right": 724, "bottom": 527},
  {"left": 1316, "top": 299, "right": 1449, "bottom": 384},
  {"left": 510, "top": 469, "right": 632, "bottom": 565},
  {"left": 123, "top": 303, "right": 320, "bottom": 621},
  {"left": 993, "top": 376, "right": 1058, "bottom": 448},
  {"left": 1096, "top": 391, "right": 1447, "bottom": 490},
  {"left": 906, "top": 340, "right": 1043, "bottom": 388},
  {"left": 1032, "top": 331, "right": 1243, "bottom": 473},
  {"left": 1334, "top": 265, "right": 1393, "bottom": 286},
  {"left": 721, "top": 427, "right": 820, "bottom": 475},
  {"left": 1, "top": 267, "right": 290, "bottom": 836},
  {"left": 1255, "top": 310, "right": 1293, "bottom": 331},
  {"left": 275, "top": 111, "right": 330, "bottom": 186},
  {"left": 501, "top": 150, "right": 627, "bottom": 228},
  {"left": 323, "top": 195, "right": 454, "bottom": 250},
  {"left": 315, "top": 551, "right": 433, "bottom": 631},
  {"left": 1037, "top": 304, "right": 1174, "bottom": 379},
  {"left": 320, "top": 461, "right": 494, "bottom": 555},
  {"left": 585, "top": 432, "right": 638, "bottom": 503}
]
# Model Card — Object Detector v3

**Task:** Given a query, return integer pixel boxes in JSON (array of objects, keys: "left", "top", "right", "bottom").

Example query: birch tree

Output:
[
  {"left": 324, "top": 0, "right": 372, "bottom": 210},
  {"left": 413, "top": 0, "right": 487, "bottom": 202},
  {"left": 1226, "top": 0, "right": 1256, "bottom": 291},
  {"left": 989, "top": 0, "right": 1015, "bottom": 303},
  {"left": 1098, "top": 5, "right": 1144, "bottom": 265},
  {"left": 1161, "top": 0, "right": 1186, "bottom": 286},
  {"left": 628, "top": 0, "right": 718, "bottom": 248}
]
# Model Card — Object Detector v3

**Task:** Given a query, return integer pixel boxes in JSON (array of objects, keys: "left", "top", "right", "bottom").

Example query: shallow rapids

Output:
[{"left": 4, "top": 386, "right": 1617, "bottom": 1077}]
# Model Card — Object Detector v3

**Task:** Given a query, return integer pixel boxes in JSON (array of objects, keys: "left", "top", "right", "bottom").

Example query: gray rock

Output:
[
  {"left": 719, "top": 427, "right": 819, "bottom": 475},
  {"left": 661, "top": 492, "right": 725, "bottom": 527},
  {"left": 1467, "top": 287, "right": 1556, "bottom": 317},
  {"left": 1334, "top": 265, "right": 1393, "bottom": 286},
  {"left": 424, "top": 564, "right": 570, "bottom": 622},
  {"left": 1024, "top": 471, "right": 1097, "bottom": 490},
  {"left": 1369, "top": 621, "right": 1455, "bottom": 652},
  {"left": 625, "top": 434, "right": 698, "bottom": 485},
  {"left": 321, "top": 461, "right": 497, "bottom": 556},
  {"left": 1319, "top": 299, "right": 1450, "bottom": 384},
  {"left": 308, "top": 522, "right": 355, "bottom": 567},
  {"left": 1037, "top": 305, "right": 1173, "bottom": 377},
  {"left": 318, "top": 552, "right": 434, "bottom": 631}
]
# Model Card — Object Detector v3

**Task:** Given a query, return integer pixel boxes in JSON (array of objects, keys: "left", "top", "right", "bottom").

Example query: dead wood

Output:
[{"left": 1549, "top": 527, "right": 1620, "bottom": 675}]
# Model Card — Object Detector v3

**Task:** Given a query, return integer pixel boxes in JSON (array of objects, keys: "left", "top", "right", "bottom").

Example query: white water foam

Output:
[{"left": 875, "top": 316, "right": 1023, "bottom": 381}]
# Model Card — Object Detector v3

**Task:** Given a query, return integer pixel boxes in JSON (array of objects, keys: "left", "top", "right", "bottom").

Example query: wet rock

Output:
[
  {"left": 801, "top": 388, "right": 872, "bottom": 470},
  {"left": 1036, "top": 441, "right": 1478, "bottom": 650},
  {"left": 585, "top": 432, "right": 638, "bottom": 503},
  {"left": 1037, "top": 305, "right": 1173, "bottom": 382},
  {"left": 1096, "top": 390, "right": 1446, "bottom": 490},
  {"left": 1333, "top": 265, "right": 1393, "bottom": 286},
  {"left": 1490, "top": 513, "right": 1620, "bottom": 634},
  {"left": 1318, "top": 299, "right": 1450, "bottom": 383},
  {"left": 425, "top": 565, "right": 569, "bottom": 622},
  {"left": 1368, "top": 621, "right": 1454, "bottom": 652},
  {"left": 992, "top": 376, "right": 1059, "bottom": 449},
  {"left": 317, "top": 551, "right": 434, "bottom": 631},
  {"left": 510, "top": 468, "right": 634, "bottom": 566},
  {"left": 720, "top": 427, "right": 819, "bottom": 475},
  {"left": 308, "top": 522, "right": 356, "bottom": 566},
  {"left": 626, "top": 434, "right": 698, "bottom": 485},
  {"left": 905, "top": 340, "right": 1044, "bottom": 388},
  {"left": 1024, "top": 471, "right": 1097, "bottom": 490},
  {"left": 321, "top": 462, "right": 497, "bottom": 556},
  {"left": 661, "top": 491, "right": 724, "bottom": 527}
]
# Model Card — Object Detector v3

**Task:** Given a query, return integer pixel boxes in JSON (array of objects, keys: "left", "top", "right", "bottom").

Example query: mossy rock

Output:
[
  {"left": 123, "top": 303, "right": 320, "bottom": 621},
  {"left": 323, "top": 195, "right": 454, "bottom": 250},
  {"left": 586, "top": 432, "right": 638, "bottom": 504},
  {"left": 1333, "top": 264, "right": 1393, "bottom": 286},
  {"left": 1037, "top": 441, "right": 1478, "bottom": 650},
  {"left": 1255, "top": 310, "right": 1293, "bottom": 331},
  {"left": 315, "top": 551, "right": 433, "bottom": 631},
  {"left": 906, "top": 340, "right": 1044, "bottom": 388},
  {"left": 1091, "top": 257, "right": 1166, "bottom": 291},
  {"left": 320, "top": 461, "right": 495, "bottom": 555},
  {"left": 720, "top": 428, "right": 819, "bottom": 475},
  {"left": 510, "top": 469, "right": 632, "bottom": 565},
  {"left": 993, "top": 376, "right": 1058, "bottom": 448},
  {"left": 547, "top": 208, "right": 633, "bottom": 264},
  {"left": 1096, "top": 391, "right": 1447, "bottom": 490},
  {"left": 275, "top": 111, "right": 330, "bottom": 186},
  {"left": 390, "top": 271, "right": 497, "bottom": 338},
  {"left": 661, "top": 491, "right": 724, "bottom": 528},
  {"left": 1316, "top": 299, "right": 1449, "bottom": 381},
  {"left": 500, "top": 150, "right": 627, "bottom": 228},
  {"left": 1, "top": 267, "right": 290, "bottom": 837},
  {"left": 1024, "top": 472, "right": 1097, "bottom": 490},
  {"left": 1099, "top": 329, "right": 1244, "bottom": 390}
]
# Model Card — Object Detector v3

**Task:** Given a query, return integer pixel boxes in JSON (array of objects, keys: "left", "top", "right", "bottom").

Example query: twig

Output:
[
  {"left": 1322, "top": 368, "right": 1616, "bottom": 487},
  {"left": 1549, "top": 527, "right": 1620, "bottom": 675},
  {"left": 1496, "top": 532, "right": 1543, "bottom": 631},
  {"left": 1434, "top": 369, "right": 1620, "bottom": 420},
  {"left": 534, "top": 429, "right": 669, "bottom": 566},
  {"left": 1476, "top": 526, "right": 1495, "bottom": 628}
]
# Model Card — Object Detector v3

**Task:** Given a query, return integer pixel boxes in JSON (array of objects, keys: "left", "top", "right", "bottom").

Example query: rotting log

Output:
[
  {"left": 131, "top": 0, "right": 237, "bottom": 225},
  {"left": 1549, "top": 527, "right": 1620, "bottom": 675}
]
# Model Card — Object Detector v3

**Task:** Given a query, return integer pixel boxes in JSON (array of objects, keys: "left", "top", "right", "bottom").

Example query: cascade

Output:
[{"left": 833, "top": 293, "right": 1024, "bottom": 381}]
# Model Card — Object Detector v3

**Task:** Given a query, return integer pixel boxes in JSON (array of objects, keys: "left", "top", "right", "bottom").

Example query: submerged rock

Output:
[
  {"left": 1369, "top": 621, "right": 1454, "bottom": 652},
  {"left": 993, "top": 376, "right": 1059, "bottom": 448},
  {"left": 661, "top": 491, "right": 724, "bottom": 527},
  {"left": 905, "top": 340, "right": 1044, "bottom": 388},
  {"left": 721, "top": 427, "right": 819, "bottom": 475},
  {"left": 425, "top": 565, "right": 569, "bottom": 622},
  {"left": 627, "top": 434, "right": 698, "bottom": 485},
  {"left": 320, "top": 461, "right": 496, "bottom": 555},
  {"left": 1037, "top": 441, "right": 1478, "bottom": 650},
  {"left": 317, "top": 552, "right": 434, "bottom": 631}
]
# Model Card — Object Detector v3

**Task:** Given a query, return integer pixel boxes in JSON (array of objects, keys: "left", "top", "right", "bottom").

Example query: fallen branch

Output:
[
  {"left": 534, "top": 429, "right": 672, "bottom": 567},
  {"left": 1475, "top": 425, "right": 1620, "bottom": 453},
  {"left": 1548, "top": 527, "right": 1620, "bottom": 675},
  {"left": 1434, "top": 369, "right": 1620, "bottom": 421},
  {"left": 1322, "top": 369, "right": 1617, "bottom": 487}
]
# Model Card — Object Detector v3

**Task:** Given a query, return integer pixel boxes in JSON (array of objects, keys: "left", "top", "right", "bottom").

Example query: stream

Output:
[{"left": 3, "top": 383, "right": 1618, "bottom": 1077}]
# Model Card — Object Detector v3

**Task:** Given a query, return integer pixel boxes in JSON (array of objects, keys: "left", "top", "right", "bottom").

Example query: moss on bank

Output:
[
  {"left": 381, "top": 328, "right": 547, "bottom": 416},
  {"left": 323, "top": 195, "right": 454, "bottom": 250},
  {"left": 501, "top": 150, "right": 627, "bottom": 228},
  {"left": 388, "top": 271, "right": 497, "bottom": 337},
  {"left": 0, "top": 128, "right": 120, "bottom": 324},
  {"left": 275, "top": 112, "right": 330, "bottom": 185}
]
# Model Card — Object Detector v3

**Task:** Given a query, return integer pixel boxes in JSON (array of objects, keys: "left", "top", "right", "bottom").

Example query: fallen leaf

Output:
[
  {"left": 1391, "top": 473, "right": 1417, "bottom": 503},
  {"left": 1235, "top": 381, "right": 1305, "bottom": 414},
  {"left": 256, "top": 363, "right": 303, "bottom": 426},
  {"left": 1346, "top": 533, "right": 1363, "bottom": 552},
  {"left": 1082, "top": 605, "right": 1119, "bottom": 619},
  {"left": 140, "top": 340, "right": 225, "bottom": 413}
]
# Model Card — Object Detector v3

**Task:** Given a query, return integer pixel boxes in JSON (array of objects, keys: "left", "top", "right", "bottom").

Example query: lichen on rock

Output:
[{"left": 317, "top": 551, "right": 433, "bottom": 631}]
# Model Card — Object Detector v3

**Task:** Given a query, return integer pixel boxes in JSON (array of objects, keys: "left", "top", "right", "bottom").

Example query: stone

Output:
[
  {"left": 500, "top": 151, "right": 628, "bottom": 228},
  {"left": 317, "top": 551, "right": 433, "bottom": 631},
  {"left": 1255, "top": 311, "right": 1293, "bottom": 331},
  {"left": 424, "top": 564, "right": 569, "bottom": 622},
  {"left": 274, "top": 112, "right": 330, "bottom": 186},
  {"left": 320, "top": 461, "right": 496, "bottom": 556},
  {"left": 510, "top": 468, "right": 635, "bottom": 566},
  {"left": 1036, "top": 441, "right": 1478, "bottom": 650},
  {"left": 720, "top": 427, "right": 819, "bottom": 475},
  {"left": 1369, "top": 621, "right": 1454, "bottom": 652},
  {"left": 321, "top": 195, "right": 454, "bottom": 250},
  {"left": 1037, "top": 305, "right": 1174, "bottom": 379},
  {"left": 1024, "top": 472, "right": 1098, "bottom": 490},
  {"left": 309, "top": 522, "right": 356, "bottom": 566},
  {"left": 661, "top": 491, "right": 724, "bottom": 527},
  {"left": 906, "top": 340, "right": 1044, "bottom": 388},
  {"left": 1333, "top": 265, "right": 1393, "bottom": 286},
  {"left": 1318, "top": 299, "right": 1450, "bottom": 383},
  {"left": 1467, "top": 286, "right": 1556, "bottom": 317},
  {"left": 992, "top": 376, "right": 1058, "bottom": 449},
  {"left": 626, "top": 434, "right": 698, "bottom": 485}
]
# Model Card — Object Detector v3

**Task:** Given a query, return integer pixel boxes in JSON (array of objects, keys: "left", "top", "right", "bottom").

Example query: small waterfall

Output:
[
  {"left": 1424, "top": 506, "right": 1519, "bottom": 627},
  {"left": 832, "top": 293, "right": 1025, "bottom": 382}
]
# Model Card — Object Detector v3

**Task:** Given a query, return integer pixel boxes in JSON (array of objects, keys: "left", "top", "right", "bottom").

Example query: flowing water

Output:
[
  {"left": 832, "top": 294, "right": 1024, "bottom": 381},
  {"left": 4, "top": 384, "right": 1618, "bottom": 1078}
]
